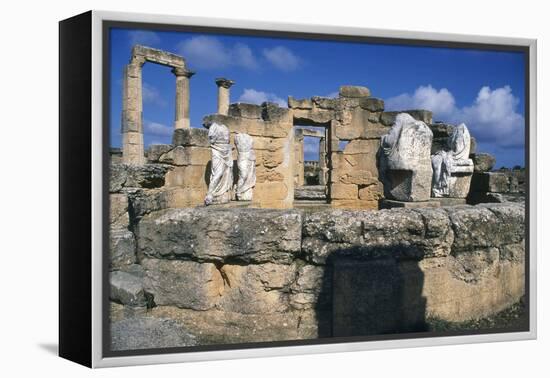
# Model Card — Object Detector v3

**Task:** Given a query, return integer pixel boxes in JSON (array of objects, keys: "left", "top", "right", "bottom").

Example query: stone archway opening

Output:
[
  {"left": 121, "top": 45, "right": 194, "bottom": 165},
  {"left": 293, "top": 121, "right": 331, "bottom": 205}
]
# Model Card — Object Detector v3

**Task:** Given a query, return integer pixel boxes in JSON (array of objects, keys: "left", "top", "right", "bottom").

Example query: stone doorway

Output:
[{"left": 293, "top": 124, "right": 330, "bottom": 204}]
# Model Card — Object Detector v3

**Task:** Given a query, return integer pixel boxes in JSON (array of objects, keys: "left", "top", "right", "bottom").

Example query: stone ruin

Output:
[
  {"left": 109, "top": 45, "right": 526, "bottom": 350},
  {"left": 115, "top": 44, "right": 517, "bottom": 211}
]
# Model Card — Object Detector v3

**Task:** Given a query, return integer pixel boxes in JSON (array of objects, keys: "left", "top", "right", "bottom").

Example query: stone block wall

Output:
[
  {"left": 288, "top": 86, "right": 442, "bottom": 209},
  {"left": 145, "top": 128, "right": 211, "bottom": 208},
  {"left": 468, "top": 168, "right": 526, "bottom": 204},
  {"left": 109, "top": 202, "right": 525, "bottom": 349},
  {"left": 203, "top": 102, "right": 295, "bottom": 209}
]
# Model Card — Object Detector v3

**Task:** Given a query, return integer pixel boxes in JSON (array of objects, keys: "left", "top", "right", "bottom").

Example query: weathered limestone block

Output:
[
  {"left": 339, "top": 85, "right": 371, "bottom": 98},
  {"left": 204, "top": 114, "right": 290, "bottom": 138},
  {"left": 159, "top": 146, "right": 211, "bottom": 166},
  {"left": 302, "top": 207, "right": 454, "bottom": 264},
  {"left": 358, "top": 183, "right": 384, "bottom": 201},
  {"left": 110, "top": 193, "right": 129, "bottom": 228},
  {"left": 217, "top": 263, "right": 297, "bottom": 314},
  {"left": 205, "top": 123, "right": 233, "bottom": 205},
  {"left": 110, "top": 163, "right": 171, "bottom": 192},
  {"left": 339, "top": 170, "right": 379, "bottom": 186},
  {"left": 294, "top": 185, "right": 326, "bottom": 200},
  {"left": 141, "top": 258, "right": 223, "bottom": 310},
  {"left": 132, "top": 45, "right": 186, "bottom": 68},
  {"left": 235, "top": 133, "right": 256, "bottom": 201},
  {"left": 292, "top": 109, "right": 335, "bottom": 125},
  {"left": 472, "top": 152, "right": 496, "bottom": 172},
  {"left": 342, "top": 139, "right": 379, "bottom": 155},
  {"left": 257, "top": 169, "right": 285, "bottom": 183},
  {"left": 172, "top": 128, "right": 210, "bottom": 147},
  {"left": 448, "top": 247, "right": 500, "bottom": 283},
  {"left": 110, "top": 229, "right": 137, "bottom": 270},
  {"left": 289, "top": 264, "right": 331, "bottom": 311},
  {"left": 470, "top": 171, "right": 510, "bottom": 193},
  {"left": 164, "top": 165, "right": 207, "bottom": 188},
  {"left": 420, "top": 252, "right": 525, "bottom": 322},
  {"left": 148, "top": 305, "right": 325, "bottom": 344},
  {"left": 228, "top": 103, "right": 263, "bottom": 119},
  {"left": 359, "top": 97, "right": 384, "bottom": 112},
  {"left": 312, "top": 96, "right": 339, "bottom": 109},
  {"left": 332, "top": 152, "right": 378, "bottom": 175},
  {"left": 111, "top": 317, "right": 197, "bottom": 351},
  {"left": 261, "top": 102, "right": 291, "bottom": 122},
  {"left": 136, "top": 208, "right": 303, "bottom": 264},
  {"left": 331, "top": 183, "right": 358, "bottom": 200},
  {"left": 379, "top": 113, "right": 433, "bottom": 201},
  {"left": 128, "top": 187, "right": 206, "bottom": 219},
  {"left": 253, "top": 182, "right": 289, "bottom": 203},
  {"left": 288, "top": 96, "right": 313, "bottom": 109},
  {"left": 431, "top": 123, "right": 474, "bottom": 198},
  {"left": 146, "top": 144, "right": 174, "bottom": 163},
  {"left": 446, "top": 203, "right": 524, "bottom": 250},
  {"left": 110, "top": 269, "right": 148, "bottom": 307}
]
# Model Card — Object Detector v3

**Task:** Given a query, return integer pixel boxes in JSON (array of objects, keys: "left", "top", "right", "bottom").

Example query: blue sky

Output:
[{"left": 109, "top": 28, "right": 526, "bottom": 167}]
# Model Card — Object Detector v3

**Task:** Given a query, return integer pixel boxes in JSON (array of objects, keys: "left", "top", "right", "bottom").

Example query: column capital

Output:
[
  {"left": 172, "top": 67, "right": 195, "bottom": 78},
  {"left": 215, "top": 77, "right": 235, "bottom": 89},
  {"left": 130, "top": 55, "right": 146, "bottom": 66}
]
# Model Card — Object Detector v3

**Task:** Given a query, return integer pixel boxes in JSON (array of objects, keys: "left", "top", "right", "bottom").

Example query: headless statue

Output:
[
  {"left": 205, "top": 123, "right": 233, "bottom": 205},
  {"left": 431, "top": 123, "right": 472, "bottom": 197},
  {"left": 234, "top": 133, "right": 256, "bottom": 201}
]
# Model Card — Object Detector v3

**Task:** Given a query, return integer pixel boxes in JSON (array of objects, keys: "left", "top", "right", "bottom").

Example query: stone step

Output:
[{"left": 294, "top": 185, "right": 327, "bottom": 200}]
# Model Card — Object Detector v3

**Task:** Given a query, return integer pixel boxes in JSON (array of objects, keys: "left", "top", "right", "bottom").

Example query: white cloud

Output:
[
  {"left": 262, "top": 46, "right": 301, "bottom": 71},
  {"left": 177, "top": 36, "right": 258, "bottom": 70},
  {"left": 460, "top": 86, "right": 524, "bottom": 148},
  {"left": 386, "top": 85, "right": 456, "bottom": 117},
  {"left": 238, "top": 88, "right": 287, "bottom": 107},
  {"left": 142, "top": 83, "right": 167, "bottom": 107},
  {"left": 385, "top": 85, "right": 524, "bottom": 148},
  {"left": 143, "top": 120, "right": 172, "bottom": 137},
  {"left": 127, "top": 31, "right": 161, "bottom": 47}
]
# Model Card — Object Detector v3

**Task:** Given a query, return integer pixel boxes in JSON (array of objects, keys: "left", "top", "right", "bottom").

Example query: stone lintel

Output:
[
  {"left": 132, "top": 45, "right": 185, "bottom": 69},
  {"left": 300, "top": 128, "right": 326, "bottom": 138}
]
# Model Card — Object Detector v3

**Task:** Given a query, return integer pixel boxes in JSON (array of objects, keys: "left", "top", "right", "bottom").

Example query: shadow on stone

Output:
[{"left": 315, "top": 248, "right": 427, "bottom": 338}]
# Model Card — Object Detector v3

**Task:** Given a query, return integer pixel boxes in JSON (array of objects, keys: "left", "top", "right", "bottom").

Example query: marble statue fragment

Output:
[
  {"left": 431, "top": 123, "right": 474, "bottom": 198},
  {"left": 379, "top": 113, "right": 433, "bottom": 201},
  {"left": 234, "top": 133, "right": 256, "bottom": 201},
  {"left": 205, "top": 123, "right": 233, "bottom": 205}
]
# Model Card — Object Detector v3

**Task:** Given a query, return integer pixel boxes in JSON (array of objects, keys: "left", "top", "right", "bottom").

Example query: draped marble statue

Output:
[
  {"left": 234, "top": 133, "right": 256, "bottom": 201},
  {"left": 205, "top": 123, "right": 233, "bottom": 205},
  {"left": 379, "top": 113, "right": 433, "bottom": 202},
  {"left": 431, "top": 123, "right": 474, "bottom": 198}
]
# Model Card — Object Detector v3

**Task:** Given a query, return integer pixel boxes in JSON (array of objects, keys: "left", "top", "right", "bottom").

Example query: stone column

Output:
[
  {"left": 173, "top": 68, "right": 195, "bottom": 129},
  {"left": 318, "top": 137, "right": 327, "bottom": 185},
  {"left": 215, "top": 78, "right": 235, "bottom": 115},
  {"left": 122, "top": 56, "right": 145, "bottom": 165},
  {"left": 294, "top": 129, "right": 305, "bottom": 186}
]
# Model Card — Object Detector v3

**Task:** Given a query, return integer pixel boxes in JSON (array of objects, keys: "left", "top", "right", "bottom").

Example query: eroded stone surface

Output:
[
  {"left": 136, "top": 208, "right": 303, "bottom": 264},
  {"left": 111, "top": 317, "right": 197, "bottom": 351}
]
